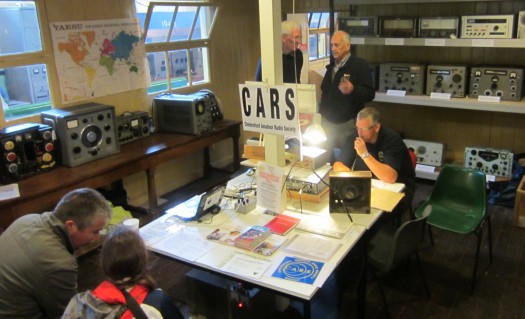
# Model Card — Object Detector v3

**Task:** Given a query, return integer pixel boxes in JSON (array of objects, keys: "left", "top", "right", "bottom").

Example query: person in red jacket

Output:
[{"left": 62, "top": 227, "right": 183, "bottom": 319}]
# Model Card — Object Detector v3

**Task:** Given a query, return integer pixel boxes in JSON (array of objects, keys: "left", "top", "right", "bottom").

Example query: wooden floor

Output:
[{"left": 78, "top": 178, "right": 525, "bottom": 319}]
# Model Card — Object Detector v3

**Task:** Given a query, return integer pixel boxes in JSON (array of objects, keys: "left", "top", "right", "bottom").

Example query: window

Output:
[
  {"left": 0, "top": 1, "right": 52, "bottom": 121},
  {"left": 135, "top": 1, "right": 218, "bottom": 94},
  {"left": 308, "top": 12, "right": 332, "bottom": 61}
]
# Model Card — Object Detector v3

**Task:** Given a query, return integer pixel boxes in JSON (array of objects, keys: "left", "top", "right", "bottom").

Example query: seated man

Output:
[
  {"left": 0, "top": 188, "right": 113, "bottom": 319},
  {"left": 333, "top": 106, "right": 415, "bottom": 219}
]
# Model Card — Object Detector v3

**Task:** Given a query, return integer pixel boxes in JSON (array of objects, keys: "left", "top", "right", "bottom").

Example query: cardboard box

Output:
[{"left": 514, "top": 176, "right": 525, "bottom": 228}]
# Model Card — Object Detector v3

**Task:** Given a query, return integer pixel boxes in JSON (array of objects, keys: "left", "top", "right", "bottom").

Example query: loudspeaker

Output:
[
  {"left": 518, "top": 11, "right": 525, "bottom": 39},
  {"left": 329, "top": 171, "right": 372, "bottom": 214}
]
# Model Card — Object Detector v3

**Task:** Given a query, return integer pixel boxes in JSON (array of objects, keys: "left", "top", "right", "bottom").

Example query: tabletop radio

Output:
[
  {"left": 426, "top": 65, "right": 467, "bottom": 98},
  {"left": 379, "top": 17, "right": 418, "bottom": 38},
  {"left": 468, "top": 66, "right": 523, "bottom": 101},
  {"left": 379, "top": 63, "right": 426, "bottom": 95},
  {"left": 403, "top": 139, "right": 446, "bottom": 167},
  {"left": 117, "top": 111, "right": 152, "bottom": 145},
  {"left": 154, "top": 90, "right": 220, "bottom": 135},
  {"left": 41, "top": 103, "right": 120, "bottom": 167},
  {"left": 338, "top": 16, "right": 378, "bottom": 37},
  {"left": 464, "top": 146, "right": 513, "bottom": 178},
  {"left": 0, "top": 123, "right": 57, "bottom": 183},
  {"left": 461, "top": 15, "right": 515, "bottom": 39},
  {"left": 418, "top": 17, "right": 460, "bottom": 38}
]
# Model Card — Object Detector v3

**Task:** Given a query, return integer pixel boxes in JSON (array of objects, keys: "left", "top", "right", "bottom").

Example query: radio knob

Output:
[
  {"left": 492, "top": 164, "right": 499, "bottom": 170},
  {"left": 476, "top": 162, "right": 483, "bottom": 168},
  {"left": 98, "top": 114, "right": 104, "bottom": 121},
  {"left": 452, "top": 74, "right": 462, "bottom": 83},
  {"left": 104, "top": 124, "right": 112, "bottom": 131},
  {"left": 42, "top": 130, "right": 53, "bottom": 140},
  {"left": 8, "top": 163, "right": 18, "bottom": 174},
  {"left": 71, "top": 132, "right": 79, "bottom": 139},
  {"left": 91, "top": 149, "right": 98, "bottom": 156},
  {"left": 45, "top": 143, "right": 54, "bottom": 152},
  {"left": 73, "top": 146, "right": 82, "bottom": 154},
  {"left": 6, "top": 152, "right": 16, "bottom": 162},
  {"left": 42, "top": 153, "right": 53, "bottom": 162},
  {"left": 4, "top": 140, "right": 15, "bottom": 151}
]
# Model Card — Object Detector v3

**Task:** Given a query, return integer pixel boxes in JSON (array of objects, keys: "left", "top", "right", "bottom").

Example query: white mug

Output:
[{"left": 122, "top": 218, "right": 140, "bottom": 232}]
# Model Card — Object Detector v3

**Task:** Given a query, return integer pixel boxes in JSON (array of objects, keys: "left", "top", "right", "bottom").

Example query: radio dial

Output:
[
  {"left": 8, "top": 163, "right": 18, "bottom": 174},
  {"left": 4, "top": 140, "right": 15, "bottom": 151},
  {"left": 42, "top": 153, "right": 53, "bottom": 162},
  {"left": 6, "top": 152, "right": 16, "bottom": 162},
  {"left": 45, "top": 143, "right": 54, "bottom": 152}
]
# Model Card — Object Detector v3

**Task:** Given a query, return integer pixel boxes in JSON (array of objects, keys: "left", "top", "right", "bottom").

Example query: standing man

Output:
[
  {"left": 319, "top": 30, "right": 375, "bottom": 161},
  {"left": 0, "top": 188, "right": 113, "bottom": 319},
  {"left": 256, "top": 20, "right": 304, "bottom": 84}
]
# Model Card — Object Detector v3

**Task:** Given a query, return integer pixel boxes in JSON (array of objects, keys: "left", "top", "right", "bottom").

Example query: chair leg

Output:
[
  {"left": 427, "top": 224, "right": 434, "bottom": 246},
  {"left": 487, "top": 216, "right": 493, "bottom": 264},
  {"left": 415, "top": 252, "right": 430, "bottom": 299},
  {"left": 471, "top": 227, "right": 484, "bottom": 293},
  {"left": 374, "top": 272, "right": 391, "bottom": 319}
]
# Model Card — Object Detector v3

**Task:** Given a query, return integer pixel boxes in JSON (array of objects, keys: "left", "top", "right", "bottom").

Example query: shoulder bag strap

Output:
[{"left": 120, "top": 289, "right": 149, "bottom": 319}]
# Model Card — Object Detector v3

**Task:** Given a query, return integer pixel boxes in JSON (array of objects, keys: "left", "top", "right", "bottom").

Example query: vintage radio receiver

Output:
[
  {"left": 338, "top": 16, "right": 378, "bottom": 37},
  {"left": 404, "top": 139, "right": 446, "bottom": 167},
  {"left": 379, "top": 17, "right": 418, "bottom": 38},
  {"left": 41, "top": 103, "right": 119, "bottom": 167},
  {"left": 461, "top": 15, "right": 515, "bottom": 39},
  {"left": 464, "top": 146, "right": 514, "bottom": 178},
  {"left": 518, "top": 11, "right": 525, "bottom": 39},
  {"left": 418, "top": 17, "right": 460, "bottom": 38},
  {"left": 154, "top": 90, "right": 220, "bottom": 135},
  {"left": 117, "top": 111, "right": 152, "bottom": 145},
  {"left": 0, "top": 123, "right": 57, "bottom": 183},
  {"left": 426, "top": 65, "right": 468, "bottom": 98},
  {"left": 468, "top": 66, "right": 523, "bottom": 101},
  {"left": 379, "top": 63, "right": 426, "bottom": 95}
]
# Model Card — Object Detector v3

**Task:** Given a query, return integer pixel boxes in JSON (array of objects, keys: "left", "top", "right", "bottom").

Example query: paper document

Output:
[
  {"left": 0, "top": 184, "right": 20, "bottom": 201},
  {"left": 371, "top": 188, "right": 405, "bottom": 212}
]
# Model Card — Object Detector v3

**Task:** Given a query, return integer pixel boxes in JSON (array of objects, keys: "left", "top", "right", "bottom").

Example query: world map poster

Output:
[{"left": 50, "top": 18, "right": 150, "bottom": 103}]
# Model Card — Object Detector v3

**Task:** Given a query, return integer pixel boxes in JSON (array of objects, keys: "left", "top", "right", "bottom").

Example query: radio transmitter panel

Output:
[
  {"left": 461, "top": 15, "right": 515, "bottom": 39},
  {"left": 379, "top": 63, "right": 426, "bottom": 95},
  {"left": 418, "top": 17, "right": 460, "bottom": 38},
  {"left": 117, "top": 111, "right": 152, "bottom": 145},
  {"left": 464, "top": 146, "right": 513, "bottom": 178},
  {"left": 468, "top": 66, "right": 523, "bottom": 101},
  {"left": 338, "top": 16, "right": 378, "bottom": 37},
  {"left": 379, "top": 17, "right": 418, "bottom": 38},
  {"left": 41, "top": 103, "right": 120, "bottom": 167},
  {"left": 426, "top": 65, "right": 468, "bottom": 98},
  {"left": 403, "top": 139, "right": 446, "bottom": 167},
  {"left": 0, "top": 123, "right": 57, "bottom": 183}
]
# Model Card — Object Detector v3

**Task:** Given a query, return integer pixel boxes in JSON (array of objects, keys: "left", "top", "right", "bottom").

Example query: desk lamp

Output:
[{"left": 302, "top": 113, "right": 326, "bottom": 145}]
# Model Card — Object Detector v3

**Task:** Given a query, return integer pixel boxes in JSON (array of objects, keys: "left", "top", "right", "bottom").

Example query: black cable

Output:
[{"left": 312, "top": 167, "right": 353, "bottom": 222}]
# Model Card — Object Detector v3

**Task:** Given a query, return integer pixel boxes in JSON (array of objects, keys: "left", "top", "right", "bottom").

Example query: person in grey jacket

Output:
[{"left": 0, "top": 188, "right": 112, "bottom": 319}]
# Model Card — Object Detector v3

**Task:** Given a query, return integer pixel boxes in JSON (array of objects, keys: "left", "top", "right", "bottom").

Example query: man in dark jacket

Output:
[
  {"left": 319, "top": 30, "right": 375, "bottom": 162},
  {"left": 0, "top": 188, "right": 112, "bottom": 319}
]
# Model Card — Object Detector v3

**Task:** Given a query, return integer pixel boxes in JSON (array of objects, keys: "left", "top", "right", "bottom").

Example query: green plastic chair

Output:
[{"left": 414, "top": 165, "right": 493, "bottom": 292}]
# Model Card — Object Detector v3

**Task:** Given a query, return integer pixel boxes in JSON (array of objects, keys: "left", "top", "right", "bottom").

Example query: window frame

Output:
[
  {"left": 138, "top": 1, "right": 218, "bottom": 94},
  {"left": 308, "top": 12, "right": 332, "bottom": 62},
  {"left": 0, "top": 0, "right": 54, "bottom": 122}
]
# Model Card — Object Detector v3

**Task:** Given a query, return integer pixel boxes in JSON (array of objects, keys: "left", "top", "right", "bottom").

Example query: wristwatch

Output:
[{"left": 360, "top": 152, "right": 370, "bottom": 159}]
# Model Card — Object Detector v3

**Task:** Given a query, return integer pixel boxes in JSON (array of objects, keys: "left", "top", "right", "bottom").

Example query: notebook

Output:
[{"left": 165, "top": 186, "right": 224, "bottom": 221}]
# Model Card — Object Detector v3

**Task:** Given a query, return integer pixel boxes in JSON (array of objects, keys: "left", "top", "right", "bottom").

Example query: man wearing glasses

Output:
[{"left": 333, "top": 106, "right": 415, "bottom": 213}]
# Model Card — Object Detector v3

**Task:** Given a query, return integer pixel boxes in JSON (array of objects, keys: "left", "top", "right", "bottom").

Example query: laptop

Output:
[{"left": 165, "top": 186, "right": 224, "bottom": 221}]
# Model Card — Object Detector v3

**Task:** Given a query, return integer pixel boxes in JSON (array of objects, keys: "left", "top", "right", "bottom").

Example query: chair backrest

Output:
[
  {"left": 391, "top": 205, "right": 432, "bottom": 266},
  {"left": 429, "top": 165, "right": 487, "bottom": 218}
]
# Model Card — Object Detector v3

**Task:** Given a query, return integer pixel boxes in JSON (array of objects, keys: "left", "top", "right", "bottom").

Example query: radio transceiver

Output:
[
  {"left": 404, "top": 139, "right": 446, "bottom": 167},
  {"left": 380, "top": 17, "right": 418, "bottom": 38},
  {"left": 426, "top": 65, "right": 468, "bottom": 98},
  {"left": 379, "top": 63, "right": 426, "bottom": 95},
  {"left": 117, "top": 111, "right": 152, "bottom": 145},
  {"left": 338, "top": 16, "right": 378, "bottom": 37},
  {"left": 518, "top": 11, "right": 525, "bottom": 39},
  {"left": 464, "top": 146, "right": 514, "bottom": 178},
  {"left": 418, "top": 17, "right": 460, "bottom": 38},
  {"left": 468, "top": 67, "right": 523, "bottom": 101},
  {"left": 461, "top": 15, "right": 515, "bottom": 39},
  {"left": 0, "top": 123, "right": 57, "bottom": 183}
]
